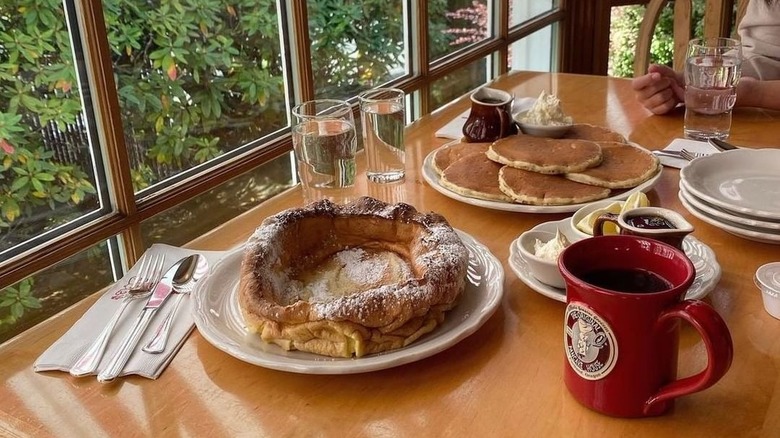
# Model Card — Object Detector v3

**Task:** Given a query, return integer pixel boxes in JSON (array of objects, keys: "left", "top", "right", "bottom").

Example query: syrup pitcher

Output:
[
  {"left": 462, "top": 87, "right": 518, "bottom": 142},
  {"left": 594, "top": 207, "right": 695, "bottom": 250}
]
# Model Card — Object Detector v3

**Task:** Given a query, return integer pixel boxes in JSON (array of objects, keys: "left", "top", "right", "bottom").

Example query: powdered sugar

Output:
[
  {"left": 336, "top": 248, "right": 389, "bottom": 286},
  {"left": 241, "top": 196, "right": 469, "bottom": 327}
]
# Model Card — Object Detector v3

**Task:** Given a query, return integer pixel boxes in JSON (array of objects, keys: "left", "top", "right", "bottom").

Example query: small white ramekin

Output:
[{"left": 755, "top": 262, "right": 780, "bottom": 320}]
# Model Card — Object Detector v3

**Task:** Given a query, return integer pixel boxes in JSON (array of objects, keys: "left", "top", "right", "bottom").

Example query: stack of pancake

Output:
[{"left": 433, "top": 124, "right": 660, "bottom": 206}]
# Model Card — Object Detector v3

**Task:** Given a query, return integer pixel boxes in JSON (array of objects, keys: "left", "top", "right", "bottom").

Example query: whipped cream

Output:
[
  {"left": 521, "top": 91, "right": 573, "bottom": 126},
  {"left": 534, "top": 229, "right": 571, "bottom": 261}
]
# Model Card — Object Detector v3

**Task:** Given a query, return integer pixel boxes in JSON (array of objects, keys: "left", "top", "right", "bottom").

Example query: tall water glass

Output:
[
  {"left": 683, "top": 37, "right": 742, "bottom": 140},
  {"left": 358, "top": 88, "right": 406, "bottom": 183},
  {"left": 292, "top": 99, "right": 357, "bottom": 202}
]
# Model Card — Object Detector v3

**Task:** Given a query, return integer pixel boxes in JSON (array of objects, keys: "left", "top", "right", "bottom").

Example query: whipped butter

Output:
[
  {"left": 521, "top": 90, "right": 573, "bottom": 126},
  {"left": 534, "top": 229, "right": 571, "bottom": 261}
]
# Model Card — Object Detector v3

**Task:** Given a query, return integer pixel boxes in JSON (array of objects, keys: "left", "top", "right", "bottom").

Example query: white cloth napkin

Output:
[
  {"left": 435, "top": 96, "right": 537, "bottom": 139},
  {"left": 656, "top": 138, "right": 721, "bottom": 169},
  {"left": 34, "top": 244, "right": 227, "bottom": 379}
]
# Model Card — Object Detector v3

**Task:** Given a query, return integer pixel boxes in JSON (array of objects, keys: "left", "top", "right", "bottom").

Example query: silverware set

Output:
[
  {"left": 653, "top": 137, "right": 741, "bottom": 162},
  {"left": 69, "top": 253, "right": 203, "bottom": 382},
  {"left": 653, "top": 149, "right": 710, "bottom": 161}
]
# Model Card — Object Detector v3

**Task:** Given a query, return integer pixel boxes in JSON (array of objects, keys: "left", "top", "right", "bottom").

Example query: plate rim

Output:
[
  {"left": 678, "top": 190, "right": 780, "bottom": 244},
  {"left": 421, "top": 140, "right": 663, "bottom": 214},
  {"left": 507, "top": 218, "right": 721, "bottom": 301},
  {"left": 192, "top": 229, "right": 505, "bottom": 374},
  {"left": 679, "top": 149, "right": 780, "bottom": 219},
  {"left": 679, "top": 184, "right": 780, "bottom": 230}
]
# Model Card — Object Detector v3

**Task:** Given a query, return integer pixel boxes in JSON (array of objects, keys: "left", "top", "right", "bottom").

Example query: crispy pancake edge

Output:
[
  {"left": 564, "top": 143, "right": 660, "bottom": 189},
  {"left": 498, "top": 166, "right": 611, "bottom": 205},
  {"left": 486, "top": 138, "right": 603, "bottom": 174}
]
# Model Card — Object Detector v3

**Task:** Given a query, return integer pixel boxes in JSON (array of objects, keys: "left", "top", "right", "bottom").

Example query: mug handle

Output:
[
  {"left": 496, "top": 106, "right": 512, "bottom": 138},
  {"left": 643, "top": 300, "right": 734, "bottom": 415},
  {"left": 593, "top": 213, "right": 619, "bottom": 236}
]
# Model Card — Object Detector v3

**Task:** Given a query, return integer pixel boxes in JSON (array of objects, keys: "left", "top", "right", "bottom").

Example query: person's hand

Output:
[{"left": 631, "top": 64, "right": 685, "bottom": 115}]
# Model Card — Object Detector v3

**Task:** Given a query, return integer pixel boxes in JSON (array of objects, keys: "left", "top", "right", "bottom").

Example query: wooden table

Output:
[{"left": 3, "top": 72, "right": 779, "bottom": 437}]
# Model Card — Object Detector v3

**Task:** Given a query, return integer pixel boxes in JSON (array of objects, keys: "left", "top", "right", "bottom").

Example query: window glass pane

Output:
[
  {"left": 308, "top": 1, "right": 407, "bottom": 100},
  {"left": 106, "top": 0, "right": 288, "bottom": 192},
  {"left": 429, "top": 58, "right": 489, "bottom": 112},
  {"left": 140, "top": 153, "right": 294, "bottom": 246},
  {"left": 429, "top": 0, "right": 490, "bottom": 61},
  {"left": 0, "top": 242, "right": 114, "bottom": 343},
  {"left": 0, "top": 1, "right": 105, "bottom": 259},
  {"left": 508, "top": 24, "right": 559, "bottom": 72},
  {"left": 509, "top": 0, "right": 558, "bottom": 27}
]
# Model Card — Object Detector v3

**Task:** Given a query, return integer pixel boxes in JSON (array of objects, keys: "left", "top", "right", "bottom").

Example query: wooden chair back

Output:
[{"left": 633, "top": 0, "right": 748, "bottom": 77}]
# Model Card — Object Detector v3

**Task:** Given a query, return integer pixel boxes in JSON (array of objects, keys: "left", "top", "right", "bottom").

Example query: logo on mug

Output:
[{"left": 564, "top": 303, "right": 618, "bottom": 380}]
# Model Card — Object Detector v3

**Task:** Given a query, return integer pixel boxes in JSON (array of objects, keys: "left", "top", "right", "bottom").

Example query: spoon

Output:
[
  {"left": 142, "top": 254, "right": 208, "bottom": 353},
  {"left": 96, "top": 254, "right": 199, "bottom": 382}
]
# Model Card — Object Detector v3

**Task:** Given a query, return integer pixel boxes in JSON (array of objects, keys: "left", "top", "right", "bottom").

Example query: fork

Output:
[
  {"left": 678, "top": 149, "right": 709, "bottom": 161},
  {"left": 69, "top": 253, "right": 166, "bottom": 377},
  {"left": 653, "top": 149, "right": 708, "bottom": 160}
]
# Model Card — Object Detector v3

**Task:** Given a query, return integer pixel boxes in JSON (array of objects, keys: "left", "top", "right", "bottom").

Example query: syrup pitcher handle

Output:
[
  {"left": 644, "top": 300, "right": 734, "bottom": 415},
  {"left": 593, "top": 213, "right": 620, "bottom": 237},
  {"left": 497, "top": 106, "right": 512, "bottom": 138}
]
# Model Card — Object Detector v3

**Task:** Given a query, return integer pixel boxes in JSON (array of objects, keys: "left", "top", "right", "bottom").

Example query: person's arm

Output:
[{"left": 736, "top": 77, "right": 780, "bottom": 110}]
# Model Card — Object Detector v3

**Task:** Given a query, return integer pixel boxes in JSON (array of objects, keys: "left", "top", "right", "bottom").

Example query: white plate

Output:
[
  {"left": 679, "top": 184, "right": 780, "bottom": 231},
  {"left": 678, "top": 190, "right": 780, "bottom": 244},
  {"left": 508, "top": 218, "right": 721, "bottom": 302},
  {"left": 192, "top": 230, "right": 504, "bottom": 374},
  {"left": 421, "top": 140, "right": 663, "bottom": 214},
  {"left": 679, "top": 149, "right": 780, "bottom": 220},
  {"left": 679, "top": 176, "right": 780, "bottom": 224}
]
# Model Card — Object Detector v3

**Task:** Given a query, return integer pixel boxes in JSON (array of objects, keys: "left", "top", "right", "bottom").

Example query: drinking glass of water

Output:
[
  {"left": 291, "top": 99, "right": 357, "bottom": 202},
  {"left": 358, "top": 88, "right": 406, "bottom": 183},
  {"left": 683, "top": 37, "right": 742, "bottom": 140}
]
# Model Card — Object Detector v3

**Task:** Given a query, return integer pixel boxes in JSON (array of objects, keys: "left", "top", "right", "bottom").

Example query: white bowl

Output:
[
  {"left": 517, "top": 230, "right": 566, "bottom": 289},
  {"left": 514, "top": 111, "right": 572, "bottom": 138},
  {"left": 755, "top": 262, "right": 780, "bottom": 320}
]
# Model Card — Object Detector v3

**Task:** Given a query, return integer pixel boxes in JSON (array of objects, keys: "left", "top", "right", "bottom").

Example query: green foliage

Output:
[
  {"left": 0, "top": 279, "right": 40, "bottom": 327},
  {"left": 0, "top": 0, "right": 98, "bottom": 246},
  {"left": 108, "top": 0, "right": 286, "bottom": 174},
  {"left": 609, "top": 1, "right": 707, "bottom": 78},
  {"left": 0, "top": 0, "right": 484, "bottom": 330},
  {"left": 308, "top": 0, "right": 406, "bottom": 98}
]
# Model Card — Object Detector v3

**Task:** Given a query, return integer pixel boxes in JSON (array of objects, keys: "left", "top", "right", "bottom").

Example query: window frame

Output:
[{"left": 0, "top": 0, "right": 566, "bottom": 289}]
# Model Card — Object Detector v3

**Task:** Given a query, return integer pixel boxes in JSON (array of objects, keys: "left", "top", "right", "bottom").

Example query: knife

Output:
[
  {"left": 97, "top": 254, "right": 197, "bottom": 382},
  {"left": 708, "top": 138, "right": 739, "bottom": 151}
]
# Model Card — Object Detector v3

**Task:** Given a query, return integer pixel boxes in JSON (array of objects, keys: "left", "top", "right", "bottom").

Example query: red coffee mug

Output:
[{"left": 558, "top": 235, "right": 733, "bottom": 417}]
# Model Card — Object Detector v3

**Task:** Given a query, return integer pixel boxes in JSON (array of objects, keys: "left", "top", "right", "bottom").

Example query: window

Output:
[
  {"left": 509, "top": 24, "right": 559, "bottom": 72},
  {"left": 429, "top": 0, "right": 490, "bottom": 62},
  {"left": 308, "top": 1, "right": 409, "bottom": 99},
  {"left": 0, "top": 1, "right": 563, "bottom": 343},
  {"left": 509, "top": 0, "right": 559, "bottom": 26},
  {"left": 430, "top": 57, "right": 490, "bottom": 111}
]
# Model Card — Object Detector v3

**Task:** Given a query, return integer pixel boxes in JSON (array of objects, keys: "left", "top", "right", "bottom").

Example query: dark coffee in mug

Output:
[
  {"left": 580, "top": 268, "right": 672, "bottom": 294},
  {"left": 477, "top": 98, "right": 506, "bottom": 105}
]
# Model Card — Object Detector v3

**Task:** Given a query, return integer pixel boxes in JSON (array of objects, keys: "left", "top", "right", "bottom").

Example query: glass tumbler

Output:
[
  {"left": 291, "top": 99, "right": 357, "bottom": 201},
  {"left": 358, "top": 88, "right": 406, "bottom": 183},
  {"left": 683, "top": 37, "right": 742, "bottom": 140}
]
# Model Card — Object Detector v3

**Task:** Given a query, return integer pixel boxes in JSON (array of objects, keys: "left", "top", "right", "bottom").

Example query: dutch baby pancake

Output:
[{"left": 238, "top": 197, "right": 469, "bottom": 358}]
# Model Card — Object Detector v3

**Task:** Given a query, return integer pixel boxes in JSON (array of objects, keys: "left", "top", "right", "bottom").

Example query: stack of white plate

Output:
[{"left": 679, "top": 149, "right": 780, "bottom": 244}]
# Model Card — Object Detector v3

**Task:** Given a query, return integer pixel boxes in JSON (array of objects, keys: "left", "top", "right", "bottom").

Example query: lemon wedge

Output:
[
  {"left": 576, "top": 202, "right": 623, "bottom": 235},
  {"left": 620, "top": 191, "right": 650, "bottom": 214}
]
